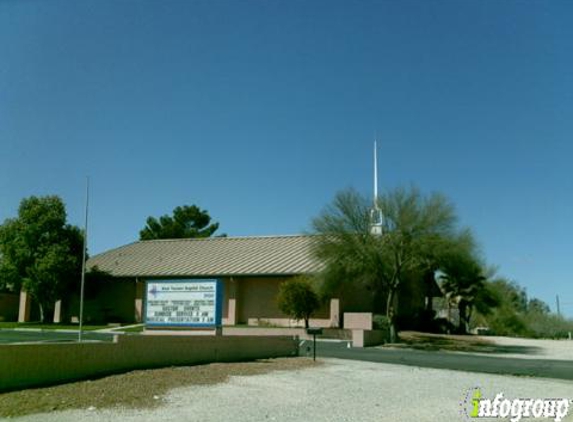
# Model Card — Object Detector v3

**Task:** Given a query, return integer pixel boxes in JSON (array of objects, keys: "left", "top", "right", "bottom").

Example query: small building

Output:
[{"left": 83, "top": 235, "right": 339, "bottom": 327}]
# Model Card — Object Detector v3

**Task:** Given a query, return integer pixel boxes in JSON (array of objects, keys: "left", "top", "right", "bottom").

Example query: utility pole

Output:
[{"left": 556, "top": 294, "right": 561, "bottom": 317}]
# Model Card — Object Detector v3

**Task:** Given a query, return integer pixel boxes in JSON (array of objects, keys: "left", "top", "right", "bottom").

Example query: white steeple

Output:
[{"left": 370, "top": 140, "right": 383, "bottom": 235}]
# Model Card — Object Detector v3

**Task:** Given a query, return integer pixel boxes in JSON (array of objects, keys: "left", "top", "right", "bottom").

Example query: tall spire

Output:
[
  {"left": 374, "top": 140, "right": 378, "bottom": 204},
  {"left": 370, "top": 139, "right": 383, "bottom": 235}
]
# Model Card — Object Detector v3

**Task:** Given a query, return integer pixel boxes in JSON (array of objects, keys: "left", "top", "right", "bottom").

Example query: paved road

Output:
[
  {"left": 0, "top": 329, "right": 115, "bottom": 344},
  {"left": 303, "top": 340, "right": 573, "bottom": 381}
]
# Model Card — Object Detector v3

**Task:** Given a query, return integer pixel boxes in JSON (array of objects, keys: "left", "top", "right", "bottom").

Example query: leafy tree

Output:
[
  {"left": 0, "top": 196, "right": 84, "bottom": 322},
  {"left": 488, "top": 278, "right": 528, "bottom": 314},
  {"left": 312, "top": 186, "right": 462, "bottom": 341},
  {"left": 528, "top": 298, "right": 550, "bottom": 315},
  {"left": 139, "top": 205, "right": 219, "bottom": 240},
  {"left": 277, "top": 276, "right": 320, "bottom": 328}
]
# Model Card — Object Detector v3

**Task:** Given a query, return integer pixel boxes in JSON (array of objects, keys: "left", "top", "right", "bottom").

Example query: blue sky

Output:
[{"left": 1, "top": 0, "right": 572, "bottom": 316}]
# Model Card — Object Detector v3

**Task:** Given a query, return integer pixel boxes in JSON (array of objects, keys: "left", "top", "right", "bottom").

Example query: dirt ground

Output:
[
  {"left": 390, "top": 331, "right": 496, "bottom": 352},
  {"left": 0, "top": 358, "right": 320, "bottom": 418},
  {"left": 392, "top": 331, "right": 573, "bottom": 360}
]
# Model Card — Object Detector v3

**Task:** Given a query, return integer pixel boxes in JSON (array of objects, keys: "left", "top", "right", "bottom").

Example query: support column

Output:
[
  {"left": 135, "top": 280, "right": 144, "bottom": 323},
  {"left": 226, "top": 277, "right": 238, "bottom": 326},
  {"left": 53, "top": 300, "right": 62, "bottom": 323},
  {"left": 18, "top": 290, "right": 31, "bottom": 323},
  {"left": 329, "top": 298, "right": 340, "bottom": 328}
]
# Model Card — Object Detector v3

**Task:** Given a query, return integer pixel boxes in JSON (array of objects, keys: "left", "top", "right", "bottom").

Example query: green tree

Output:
[
  {"left": 0, "top": 196, "right": 84, "bottom": 322},
  {"left": 528, "top": 298, "right": 550, "bottom": 315},
  {"left": 312, "top": 186, "right": 462, "bottom": 341},
  {"left": 277, "top": 276, "right": 320, "bottom": 328},
  {"left": 489, "top": 278, "right": 528, "bottom": 313},
  {"left": 139, "top": 205, "right": 219, "bottom": 240}
]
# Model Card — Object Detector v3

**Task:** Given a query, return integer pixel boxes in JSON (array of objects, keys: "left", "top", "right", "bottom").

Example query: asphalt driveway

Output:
[{"left": 304, "top": 340, "right": 573, "bottom": 381}]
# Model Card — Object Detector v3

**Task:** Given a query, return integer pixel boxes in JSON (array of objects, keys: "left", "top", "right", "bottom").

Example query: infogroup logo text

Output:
[{"left": 461, "top": 388, "right": 570, "bottom": 422}]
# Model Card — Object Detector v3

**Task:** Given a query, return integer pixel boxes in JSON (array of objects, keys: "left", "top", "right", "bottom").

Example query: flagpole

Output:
[{"left": 78, "top": 177, "right": 89, "bottom": 342}]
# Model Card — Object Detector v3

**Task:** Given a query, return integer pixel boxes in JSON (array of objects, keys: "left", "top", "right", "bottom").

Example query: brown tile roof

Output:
[{"left": 87, "top": 235, "right": 323, "bottom": 278}]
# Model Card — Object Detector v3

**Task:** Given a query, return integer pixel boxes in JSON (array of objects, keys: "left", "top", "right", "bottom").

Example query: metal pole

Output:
[
  {"left": 78, "top": 177, "right": 89, "bottom": 342},
  {"left": 556, "top": 294, "right": 561, "bottom": 317},
  {"left": 313, "top": 333, "right": 316, "bottom": 361},
  {"left": 373, "top": 140, "right": 378, "bottom": 206}
]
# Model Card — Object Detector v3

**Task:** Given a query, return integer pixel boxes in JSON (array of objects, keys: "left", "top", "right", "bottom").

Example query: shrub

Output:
[
  {"left": 524, "top": 313, "right": 573, "bottom": 339},
  {"left": 372, "top": 314, "right": 390, "bottom": 331},
  {"left": 277, "top": 276, "right": 320, "bottom": 328}
]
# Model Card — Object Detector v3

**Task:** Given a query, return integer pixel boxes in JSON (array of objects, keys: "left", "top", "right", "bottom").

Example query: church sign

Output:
[{"left": 144, "top": 279, "right": 222, "bottom": 327}]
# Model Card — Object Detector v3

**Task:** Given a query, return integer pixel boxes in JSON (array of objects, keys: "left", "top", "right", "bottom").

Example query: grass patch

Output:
[
  {"left": 0, "top": 322, "right": 109, "bottom": 331},
  {"left": 115, "top": 325, "right": 144, "bottom": 333},
  {"left": 0, "top": 358, "right": 320, "bottom": 418}
]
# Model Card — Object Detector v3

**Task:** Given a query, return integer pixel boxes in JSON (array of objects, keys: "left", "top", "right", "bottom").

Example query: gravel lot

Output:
[
  {"left": 8, "top": 358, "right": 573, "bottom": 422},
  {"left": 481, "top": 336, "right": 573, "bottom": 361}
]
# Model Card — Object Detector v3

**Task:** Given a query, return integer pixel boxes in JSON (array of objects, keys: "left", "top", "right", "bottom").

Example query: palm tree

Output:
[{"left": 439, "top": 254, "right": 498, "bottom": 333}]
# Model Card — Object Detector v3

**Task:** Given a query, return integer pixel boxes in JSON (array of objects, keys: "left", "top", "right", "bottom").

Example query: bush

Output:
[
  {"left": 277, "top": 276, "right": 320, "bottom": 328},
  {"left": 373, "top": 314, "right": 390, "bottom": 331},
  {"left": 524, "top": 312, "right": 573, "bottom": 339},
  {"left": 433, "top": 317, "right": 456, "bottom": 334},
  {"left": 474, "top": 301, "right": 573, "bottom": 339},
  {"left": 485, "top": 309, "right": 531, "bottom": 337}
]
